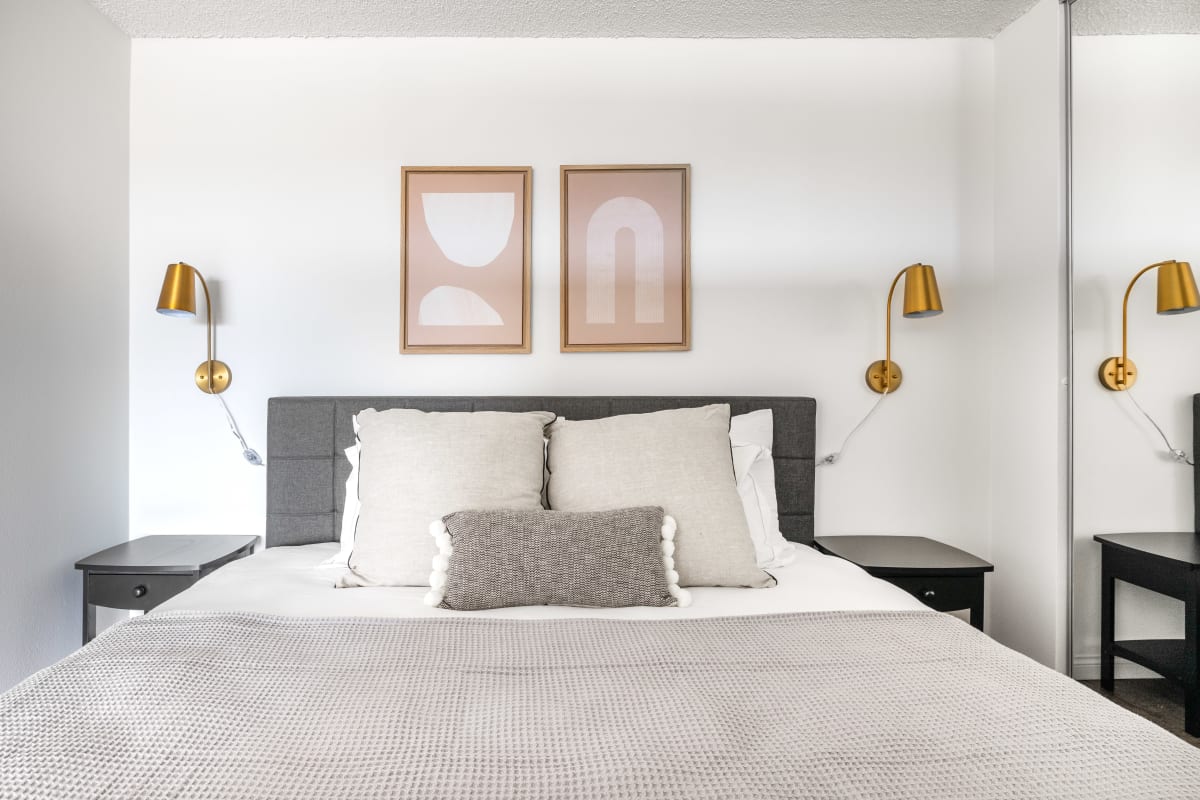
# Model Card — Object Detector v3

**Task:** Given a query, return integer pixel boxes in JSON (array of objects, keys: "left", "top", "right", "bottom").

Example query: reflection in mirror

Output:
[{"left": 1071, "top": 0, "right": 1200, "bottom": 691}]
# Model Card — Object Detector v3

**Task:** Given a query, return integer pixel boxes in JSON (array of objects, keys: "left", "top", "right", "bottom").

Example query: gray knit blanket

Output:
[{"left": 3, "top": 611, "right": 1200, "bottom": 799}]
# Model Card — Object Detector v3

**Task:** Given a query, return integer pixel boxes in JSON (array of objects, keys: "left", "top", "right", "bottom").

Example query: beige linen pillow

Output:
[
  {"left": 546, "top": 404, "right": 775, "bottom": 588},
  {"left": 339, "top": 408, "right": 554, "bottom": 587}
]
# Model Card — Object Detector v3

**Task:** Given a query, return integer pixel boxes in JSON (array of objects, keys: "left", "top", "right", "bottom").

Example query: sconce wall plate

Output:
[
  {"left": 865, "top": 360, "right": 903, "bottom": 393},
  {"left": 195, "top": 359, "right": 231, "bottom": 394},
  {"left": 1097, "top": 357, "right": 1137, "bottom": 391}
]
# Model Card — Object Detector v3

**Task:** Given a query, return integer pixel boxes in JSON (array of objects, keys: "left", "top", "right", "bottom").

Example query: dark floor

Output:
[{"left": 1082, "top": 679, "right": 1200, "bottom": 747}]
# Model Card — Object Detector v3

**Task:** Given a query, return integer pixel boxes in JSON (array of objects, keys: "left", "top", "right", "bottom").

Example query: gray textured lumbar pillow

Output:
[
  {"left": 425, "top": 507, "right": 690, "bottom": 611},
  {"left": 339, "top": 408, "right": 555, "bottom": 587},
  {"left": 546, "top": 405, "right": 774, "bottom": 588}
]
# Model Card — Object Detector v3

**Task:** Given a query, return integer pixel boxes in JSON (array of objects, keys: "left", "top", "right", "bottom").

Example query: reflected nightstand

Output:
[{"left": 1094, "top": 531, "right": 1200, "bottom": 736}]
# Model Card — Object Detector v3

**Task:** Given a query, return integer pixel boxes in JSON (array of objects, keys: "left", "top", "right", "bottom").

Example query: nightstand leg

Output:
[
  {"left": 82, "top": 571, "right": 95, "bottom": 646},
  {"left": 969, "top": 605, "right": 983, "bottom": 630},
  {"left": 1100, "top": 557, "right": 1114, "bottom": 691},
  {"left": 968, "top": 578, "right": 984, "bottom": 630},
  {"left": 1185, "top": 576, "right": 1200, "bottom": 737}
]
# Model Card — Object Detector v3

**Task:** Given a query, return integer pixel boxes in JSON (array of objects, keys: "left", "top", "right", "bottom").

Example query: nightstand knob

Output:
[
  {"left": 132, "top": 585, "right": 148, "bottom": 598},
  {"left": 922, "top": 589, "right": 936, "bottom": 599}
]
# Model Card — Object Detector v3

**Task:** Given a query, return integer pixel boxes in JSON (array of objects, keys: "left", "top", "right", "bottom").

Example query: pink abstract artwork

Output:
[
  {"left": 402, "top": 168, "right": 531, "bottom": 353},
  {"left": 561, "top": 166, "right": 690, "bottom": 351}
]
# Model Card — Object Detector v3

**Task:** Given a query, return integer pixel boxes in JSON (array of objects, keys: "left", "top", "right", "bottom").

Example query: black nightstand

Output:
[
  {"left": 814, "top": 535, "right": 993, "bottom": 630},
  {"left": 1094, "top": 531, "right": 1200, "bottom": 736},
  {"left": 75, "top": 535, "right": 257, "bottom": 644}
]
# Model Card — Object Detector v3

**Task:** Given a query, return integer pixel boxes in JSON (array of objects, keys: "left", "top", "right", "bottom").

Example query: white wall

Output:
[
  {"left": 1072, "top": 34, "right": 1200, "bottom": 678},
  {"left": 0, "top": 0, "right": 130, "bottom": 689},
  {"left": 988, "top": 0, "right": 1068, "bottom": 670},
  {"left": 128, "top": 36, "right": 1003, "bottom": 614}
]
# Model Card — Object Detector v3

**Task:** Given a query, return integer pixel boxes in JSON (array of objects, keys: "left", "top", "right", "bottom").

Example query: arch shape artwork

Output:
[
  {"left": 584, "top": 196, "right": 665, "bottom": 325},
  {"left": 560, "top": 164, "right": 689, "bottom": 352}
]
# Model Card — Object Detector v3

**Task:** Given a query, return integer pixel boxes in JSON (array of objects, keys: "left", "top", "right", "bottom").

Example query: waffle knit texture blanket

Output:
[{"left": 3, "top": 610, "right": 1200, "bottom": 799}]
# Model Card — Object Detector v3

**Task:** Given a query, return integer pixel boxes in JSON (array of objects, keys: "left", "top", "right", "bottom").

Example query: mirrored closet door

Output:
[{"left": 1070, "top": 0, "right": 1200, "bottom": 681}]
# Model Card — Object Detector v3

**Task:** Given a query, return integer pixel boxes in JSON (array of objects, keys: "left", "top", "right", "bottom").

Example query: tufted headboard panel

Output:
[{"left": 266, "top": 396, "right": 817, "bottom": 547}]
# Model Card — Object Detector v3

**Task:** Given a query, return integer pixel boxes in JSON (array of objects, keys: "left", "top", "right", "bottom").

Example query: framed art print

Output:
[
  {"left": 401, "top": 166, "right": 532, "bottom": 353},
  {"left": 560, "top": 164, "right": 691, "bottom": 352}
]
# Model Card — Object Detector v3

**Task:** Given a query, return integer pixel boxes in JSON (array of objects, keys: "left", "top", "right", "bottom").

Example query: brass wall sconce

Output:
[
  {"left": 156, "top": 262, "right": 231, "bottom": 394},
  {"left": 1098, "top": 259, "right": 1200, "bottom": 391},
  {"left": 865, "top": 263, "right": 944, "bottom": 393}
]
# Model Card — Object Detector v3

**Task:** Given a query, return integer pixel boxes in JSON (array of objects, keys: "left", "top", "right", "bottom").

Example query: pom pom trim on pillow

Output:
[{"left": 422, "top": 515, "right": 692, "bottom": 609}]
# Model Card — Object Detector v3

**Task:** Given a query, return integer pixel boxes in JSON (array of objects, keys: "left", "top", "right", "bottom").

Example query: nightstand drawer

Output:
[
  {"left": 887, "top": 575, "right": 981, "bottom": 614},
  {"left": 86, "top": 573, "right": 195, "bottom": 611}
]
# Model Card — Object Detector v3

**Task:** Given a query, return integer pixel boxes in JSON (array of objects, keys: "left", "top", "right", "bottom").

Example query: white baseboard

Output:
[{"left": 1073, "top": 654, "right": 1161, "bottom": 681}]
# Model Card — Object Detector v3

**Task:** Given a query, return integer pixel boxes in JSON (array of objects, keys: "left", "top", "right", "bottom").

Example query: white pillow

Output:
[
  {"left": 340, "top": 408, "right": 554, "bottom": 587},
  {"left": 321, "top": 442, "right": 361, "bottom": 568},
  {"left": 547, "top": 405, "right": 773, "bottom": 588},
  {"left": 730, "top": 409, "right": 797, "bottom": 569},
  {"left": 330, "top": 427, "right": 549, "bottom": 570}
]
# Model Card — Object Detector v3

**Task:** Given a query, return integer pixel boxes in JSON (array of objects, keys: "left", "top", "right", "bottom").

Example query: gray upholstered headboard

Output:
[{"left": 266, "top": 396, "right": 817, "bottom": 548}]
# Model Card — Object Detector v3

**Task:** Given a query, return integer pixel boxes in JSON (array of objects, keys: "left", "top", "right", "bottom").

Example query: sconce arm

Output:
[
  {"left": 882, "top": 264, "right": 921, "bottom": 387},
  {"left": 1119, "top": 260, "right": 1175, "bottom": 382},
  {"left": 194, "top": 268, "right": 215, "bottom": 370}
]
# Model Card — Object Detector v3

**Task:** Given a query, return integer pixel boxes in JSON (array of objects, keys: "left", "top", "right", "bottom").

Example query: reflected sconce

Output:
[
  {"left": 865, "top": 264, "right": 944, "bottom": 393},
  {"left": 156, "top": 262, "right": 231, "bottom": 394},
  {"left": 1098, "top": 259, "right": 1200, "bottom": 391}
]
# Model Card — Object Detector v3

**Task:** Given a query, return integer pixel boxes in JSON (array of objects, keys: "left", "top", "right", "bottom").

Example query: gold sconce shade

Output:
[
  {"left": 155, "top": 261, "right": 231, "bottom": 394},
  {"left": 865, "top": 263, "right": 945, "bottom": 394},
  {"left": 1098, "top": 259, "right": 1200, "bottom": 391},
  {"left": 902, "top": 263, "right": 944, "bottom": 319},
  {"left": 1156, "top": 260, "right": 1200, "bottom": 315},
  {"left": 156, "top": 262, "right": 198, "bottom": 317}
]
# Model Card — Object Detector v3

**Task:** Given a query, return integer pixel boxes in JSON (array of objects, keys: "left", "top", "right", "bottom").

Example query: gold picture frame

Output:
[
  {"left": 560, "top": 164, "right": 691, "bottom": 352},
  {"left": 401, "top": 166, "right": 532, "bottom": 354}
]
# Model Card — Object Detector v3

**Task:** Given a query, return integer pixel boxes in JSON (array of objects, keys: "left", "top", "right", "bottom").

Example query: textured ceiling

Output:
[
  {"left": 89, "top": 0, "right": 1040, "bottom": 39},
  {"left": 1073, "top": 0, "right": 1200, "bottom": 35}
]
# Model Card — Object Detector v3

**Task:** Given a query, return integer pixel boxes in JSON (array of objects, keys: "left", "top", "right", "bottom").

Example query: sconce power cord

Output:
[
  {"left": 817, "top": 386, "right": 890, "bottom": 467},
  {"left": 1124, "top": 389, "right": 1193, "bottom": 466},
  {"left": 215, "top": 393, "right": 264, "bottom": 466}
]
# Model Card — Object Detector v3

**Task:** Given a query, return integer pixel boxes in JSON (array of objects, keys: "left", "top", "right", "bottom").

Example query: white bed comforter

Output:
[{"left": 155, "top": 541, "right": 928, "bottom": 619}]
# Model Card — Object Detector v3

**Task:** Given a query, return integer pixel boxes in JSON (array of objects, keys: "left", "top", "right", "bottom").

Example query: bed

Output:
[{"left": 3, "top": 395, "right": 1200, "bottom": 799}]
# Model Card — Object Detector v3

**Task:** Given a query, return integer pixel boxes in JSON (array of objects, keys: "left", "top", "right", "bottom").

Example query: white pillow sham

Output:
[{"left": 729, "top": 409, "right": 797, "bottom": 569}]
